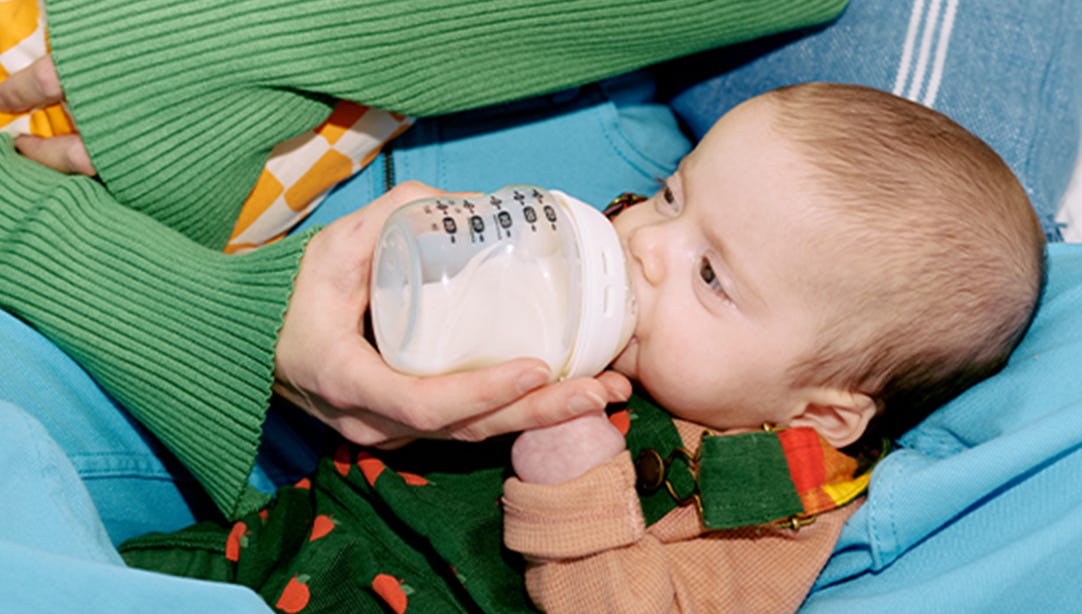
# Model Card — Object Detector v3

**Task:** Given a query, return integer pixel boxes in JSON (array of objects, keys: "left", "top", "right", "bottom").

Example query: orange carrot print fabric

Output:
[{"left": 119, "top": 439, "right": 531, "bottom": 613}]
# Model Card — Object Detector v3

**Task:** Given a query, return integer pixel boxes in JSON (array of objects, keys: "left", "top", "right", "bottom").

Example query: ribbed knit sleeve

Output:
[
  {"left": 43, "top": 0, "right": 849, "bottom": 248},
  {"left": 0, "top": 136, "right": 310, "bottom": 519}
]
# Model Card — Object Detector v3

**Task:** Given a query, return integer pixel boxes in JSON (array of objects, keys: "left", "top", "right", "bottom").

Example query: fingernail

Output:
[
  {"left": 568, "top": 391, "right": 606, "bottom": 414},
  {"left": 609, "top": 388, "right": 631, "bottom": 403},
  {"left": 516, "top": 367, "right": 551, "bottom": 394}
]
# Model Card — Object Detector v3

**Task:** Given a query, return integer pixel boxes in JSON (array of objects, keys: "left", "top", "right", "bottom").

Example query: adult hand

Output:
[
  {"left": 275, "top": 181, "right": 632, "bottom": 448},
  {"left": 0, "top": 55, "right": 96, "bottom": 175}
]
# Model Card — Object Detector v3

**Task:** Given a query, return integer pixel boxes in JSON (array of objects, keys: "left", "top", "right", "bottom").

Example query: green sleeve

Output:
[
  {"left": 43, "top": 0, "right": 849, "bottom": 248},
  {"left": 0, "top": 135, "right": 310, "bottom": 519}
]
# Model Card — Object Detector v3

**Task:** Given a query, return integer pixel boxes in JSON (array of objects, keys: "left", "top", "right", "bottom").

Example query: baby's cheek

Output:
[{"left": 609, "top": 340, "right": 639, "bottom": 379}]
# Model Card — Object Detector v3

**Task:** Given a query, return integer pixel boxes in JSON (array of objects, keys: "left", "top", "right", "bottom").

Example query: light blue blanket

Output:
[{"left": 805, "top": 242, "right": 1082, "bottom": 610}]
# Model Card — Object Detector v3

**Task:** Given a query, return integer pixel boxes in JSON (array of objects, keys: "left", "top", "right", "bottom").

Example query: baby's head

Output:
[{"left": 609, "top": 82, "right": 1045, "bottom": 448}]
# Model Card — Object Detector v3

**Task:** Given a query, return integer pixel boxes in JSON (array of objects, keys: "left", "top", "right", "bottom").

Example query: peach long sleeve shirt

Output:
[{"left": 503, "top": 419, "right": 858, "bottom": 613}]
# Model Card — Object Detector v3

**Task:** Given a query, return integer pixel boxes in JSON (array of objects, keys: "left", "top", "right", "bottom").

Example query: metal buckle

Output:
[
  {"left": 662, "top": 446, "right": 702, "bottom": 512},
  {"left": 633, "top": 434, "right": 708, "bottom": 516},
  {"left": 773, "top": 514, "right": 817, "bottom": 531}
]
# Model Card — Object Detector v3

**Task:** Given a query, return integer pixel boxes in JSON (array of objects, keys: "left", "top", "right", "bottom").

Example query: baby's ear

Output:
[{"left": 789, "top": 389, "right": 877, "bottom": 449}]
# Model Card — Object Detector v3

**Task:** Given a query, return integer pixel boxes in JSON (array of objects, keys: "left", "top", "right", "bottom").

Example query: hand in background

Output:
[
  {"left": 0, "top": 56, "right": 95, "bottom": 175},
  {"left": 511, "top": 412, "right": 628, "bottom": 484},
  {"left": 275, "top": 181, "right": 632, "bottom": 448}
]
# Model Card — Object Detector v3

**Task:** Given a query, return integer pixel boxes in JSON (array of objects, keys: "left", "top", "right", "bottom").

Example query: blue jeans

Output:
[
  {"left": 0, "top": 308, "right": 329, "bottom": 545},
  {"left": 5, "top": 1, "right": 1081, "bottom": 608},
  {"left": 0, "top": 402, "right": 271, "bottom": 612}
]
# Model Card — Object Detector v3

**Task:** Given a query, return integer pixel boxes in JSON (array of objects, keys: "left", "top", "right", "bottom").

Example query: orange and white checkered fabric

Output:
[
  {"left": 0, "top": 0, "right": 412, "bottom": 253},
  {"left": 226, "top": 101, "right": 412, "bottom": 253},
  {"left": 0, "top": 0, "right": 73, "bottom": 138}
]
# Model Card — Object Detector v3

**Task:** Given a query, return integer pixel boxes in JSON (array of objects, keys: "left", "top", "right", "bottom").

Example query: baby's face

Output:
[{"left": 610, "top": 96, "right": 844, "bottom": 431}]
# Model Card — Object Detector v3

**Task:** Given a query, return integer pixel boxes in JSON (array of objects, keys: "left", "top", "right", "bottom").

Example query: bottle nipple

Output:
[{"left": 552, "top": 190, "right": 637, "bottom": 379}]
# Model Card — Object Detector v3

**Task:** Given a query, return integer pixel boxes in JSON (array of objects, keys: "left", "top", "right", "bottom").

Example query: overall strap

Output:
[{"left": 622, "top": 395, "right": 881, "bottom": 530}]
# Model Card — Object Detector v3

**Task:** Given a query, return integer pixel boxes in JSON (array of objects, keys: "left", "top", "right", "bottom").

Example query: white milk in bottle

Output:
[{"left": 371, "top": 185, "right": 635, "bottom": 380}]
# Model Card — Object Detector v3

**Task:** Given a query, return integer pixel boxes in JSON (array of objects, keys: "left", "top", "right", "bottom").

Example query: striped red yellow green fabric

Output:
[
  {"left": 697, "top": 426, "right": 876, "bottom": 530},
  {"left": 778, "top": 427, "right": 872, "bottom": 518}
]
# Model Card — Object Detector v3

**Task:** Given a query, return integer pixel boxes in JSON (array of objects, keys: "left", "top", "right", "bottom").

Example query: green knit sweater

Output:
[
  {"left": 46, "top": 0, "right": 849, "bottom": 248},
  {"left": 0, "top": 136, "right": 308, "bottom": 518},
  {"left": 0, "top": 0, "right": 848, "bottom": 520}
]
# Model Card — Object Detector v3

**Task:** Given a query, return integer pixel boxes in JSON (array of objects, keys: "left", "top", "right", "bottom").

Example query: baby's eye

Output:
[
  {"left": 655, "top": 182, "right": 680, "bottom": 216},
  {"left": 700, "top": 257, "right": 728, "bottom": 299}
]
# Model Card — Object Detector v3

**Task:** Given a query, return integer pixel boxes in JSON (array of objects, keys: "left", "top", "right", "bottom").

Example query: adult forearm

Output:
[
  {"left": 44, "top": 0, "right": 849, "bottom": 248},
  {"left": 0, "top": 136, "right": 310, "bottom": 519}
]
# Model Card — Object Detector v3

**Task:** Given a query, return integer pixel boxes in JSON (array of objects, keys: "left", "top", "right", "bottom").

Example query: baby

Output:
[
  {"left": 513, "top": 80, "right": 1046, "bottom": 481},
  {"left": 119, "top": 83, "right": 1045, "bottom": 613},
  {"left": 501, "top": 81, "right": 1045, "bottom": 612}
]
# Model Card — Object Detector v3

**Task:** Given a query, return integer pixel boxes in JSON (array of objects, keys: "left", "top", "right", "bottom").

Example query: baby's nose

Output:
[{"left": 628, "top": 225, "right": 666, "bottom": 286}]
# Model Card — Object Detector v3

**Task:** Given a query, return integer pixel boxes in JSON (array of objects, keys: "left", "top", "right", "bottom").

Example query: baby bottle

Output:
[{"left": 371, "top": 185, "right": 636, "bottom": 380}]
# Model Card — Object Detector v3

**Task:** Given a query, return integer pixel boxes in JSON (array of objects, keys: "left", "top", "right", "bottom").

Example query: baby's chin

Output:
[{"left": 608, "top": 336, "right": 639, "bottom": 380}]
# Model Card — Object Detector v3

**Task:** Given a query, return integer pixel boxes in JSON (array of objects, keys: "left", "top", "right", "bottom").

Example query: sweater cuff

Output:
[
  {"left": 0, "top": 138, "right": 311, "bottom": 519},
  {"left": 503, "top": 451, "right": 645, "bottom": 560}
]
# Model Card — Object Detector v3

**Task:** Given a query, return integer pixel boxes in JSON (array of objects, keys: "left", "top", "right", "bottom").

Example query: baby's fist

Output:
[{"left": 511, "top": 412, "right": 626, "bottom": 484}]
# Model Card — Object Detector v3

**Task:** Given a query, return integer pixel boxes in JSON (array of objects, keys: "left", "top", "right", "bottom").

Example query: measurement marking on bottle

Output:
[{"left": 470, "top": 215, "right": 485, "bottom": 243}]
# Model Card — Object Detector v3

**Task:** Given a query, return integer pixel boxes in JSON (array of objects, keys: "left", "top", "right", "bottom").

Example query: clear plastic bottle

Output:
[{"left": 371, "top": 185, "right": 636, "bottom": 380}]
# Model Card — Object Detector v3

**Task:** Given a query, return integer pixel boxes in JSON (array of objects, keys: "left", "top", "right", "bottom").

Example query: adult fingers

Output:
[
  {"left": 340, "top": 348, "right": 557, "bottom": 434},
  {"left": 328, "top": 329, "right": 633, "bottom": 441},
  {"left": 273, "top": 373, "right": 418, "bottom": 445},
  {"left": 440, "top": 371, "right": 632, "bottom": 442},
  {"left": 0, "top": 56, "right": 63, "bottom": 113},
  {"left": 14, "top": 134, "right": 96, "bottom": 175},
  {"left": 595, "top": 370, "right": 634, "bottom": 402}
]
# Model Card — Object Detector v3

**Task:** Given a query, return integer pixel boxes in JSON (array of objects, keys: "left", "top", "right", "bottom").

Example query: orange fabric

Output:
[
  {"left": 284, "top": 149, "right": 354, "bottom": 212},
  {"left": 778, "top": 427, "right": 865, "bottom": 517},
  {"left": 0, "top": 0, "right": 38, "bottom": 54},
  {"left": 224, "top": 101, "right": 412, "bottom": 253},
  {"left": 315, "top": 100, "right": 370, "bottom": 145},
  {"left": 0, "top": 0, "right": 70, "bottom": 138},
  {"left": 231, "top": 170, "right": 286, "bottom": 234}
]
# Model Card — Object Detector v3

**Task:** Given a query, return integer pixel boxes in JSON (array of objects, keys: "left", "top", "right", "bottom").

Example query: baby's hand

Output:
[{"left": 511, "top": 412, "right": 627, "bottom": 484}]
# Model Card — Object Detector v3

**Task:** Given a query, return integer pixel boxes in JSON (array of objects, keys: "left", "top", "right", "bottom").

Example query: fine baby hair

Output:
[{"left": 767, "top": 82, "right": 1046, "bottom": 442}]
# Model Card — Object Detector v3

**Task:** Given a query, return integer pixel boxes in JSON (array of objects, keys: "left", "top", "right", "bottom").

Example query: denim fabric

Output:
[
  {"left": 0, "top": 310, "right": 212, "bottom": 544},
  {"left": 6, "top": 3, "right": 1082, "bottom": 607},
  {"left": 665, "top": 0, "right": 1082, "bottom": 241},
  {"left": 0, "top": 308, "right": 318, "bottom": 544},
  {"left": 299, "top": 71, "right": 690, "bottom": 230},
  {"left": 0, "top": 402, "right": 119, "bottom": 564},
  {"left": 0, "top": 403, "right": 272, "bottom": 613}
]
